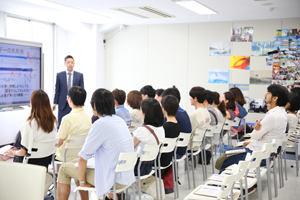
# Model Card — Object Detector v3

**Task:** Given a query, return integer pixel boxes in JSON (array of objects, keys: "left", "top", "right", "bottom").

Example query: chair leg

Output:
[
  {"left": 158, "top": 160, "right": 163, "bottom": 200},
  {"left": 200, "top": 148, "right": 206, "bottom": 181},
  {"left": 266, "top": 158, "right": 272, "bottom": 200},
  {"left": 240, "top": 180, "right": 243, "bottom": 200},
  {"left": 245, "top": 176, "right": 249, "bottom": 200},
  {"left": 284, "top": 151, "right": 287, "bottom": 181},
  {"left": 154, "top": 161, "right": 159, "bottom": 200},
  {"left": 191, "top": 152, "right": 195, "bottom": 188},
  {"left": 256, "top": 166, "right": 262, "bottom": 200},
  {"left": 296, "top": 144, "right": 299, "bottom": 177},
  {"left": 278, "top": 154, "right": 282, "bottom": 188},
  {"left": 211, "top": 141, "right": 214, "bottom": 174},
  {"left": 172, "top": 161, "right": 177, "bottom": 199},
  {"left": 273, "top": 157, "right": 278, "bottom": 197},
  {"left": 186, "top": 153, "right": 191, "bottom": 190}
]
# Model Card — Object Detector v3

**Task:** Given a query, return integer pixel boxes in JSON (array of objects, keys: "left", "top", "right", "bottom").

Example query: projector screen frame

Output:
[{"left": 0, "top": 37, "right": 44, "bottom": 109}]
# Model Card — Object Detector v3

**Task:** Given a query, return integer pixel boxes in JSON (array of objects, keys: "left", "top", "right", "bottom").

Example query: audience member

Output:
[
  {"left": 217, "top": 84, "right": 288, "bottom": 173},
  {"left": 3, "top": 90, "right": 57, "bottom": 168},
  {"left": 127, "top": 90, "right": 143, "bottom": 132},
  {"left": 219, "top": 92, "right": 236, "bottom": 120},
  {"left": 212, "top": 92, "right": 225, "bottom": 124},
  {"left": 229, "top": 87, "right": 248, "bottom": 118},
  {"left": 188, "top": 87, "right": 211, "bottom": 151},
  {"left": 140, "top": 85, "right": 156, "bottom": 99},
  {"left": 112, "top": 88, "right": 132, "bottom": 125},
  {"left": 161, "top": 86, "right": 192, "bottom": 157},
  {"left": 155, "top": 88, "right": 164, "bottom": 103},
  {"left": 57, "top": 89, "right": 135, "bottom": 200},
  {"left": 204, "top": 90, "right": 218, "bottom": 126},
  {"left": 133, "top": 98, "right": 165, "bottom": 177},
  {"left": 285, "top": 92, "right": 300, "bottom": 130},
  {"left": 56, "top": 86, "right": 92, "bottom": 162}
]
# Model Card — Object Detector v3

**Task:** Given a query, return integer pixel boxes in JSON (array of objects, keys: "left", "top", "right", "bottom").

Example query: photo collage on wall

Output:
[{"left": 271, "top": 29, "right": 300, "bottom": 91}]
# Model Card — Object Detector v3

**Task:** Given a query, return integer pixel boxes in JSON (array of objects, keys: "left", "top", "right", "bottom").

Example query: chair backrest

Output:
[
  {"left": 222, "top": 119, "right": 233, "bottom": 131},
  {"left": 232, "top": 117, "right": 241, "bottom": 127},
  {"left": 235, "top": 160, "right": 250, "bottom": 181},
  {"left": 205, "top": 125, "right": 217, "bottom": 137},
  {"left": 65, "top": 134, "right": 87, "bottom": 149},
  {"left": 214, "top": 122, "right": 224, "bottom": 134},
  {"left": 139, "top": 144, "right": 160, "bottom": 162},
  {"left": 23, "top": 140, "right": 56, "bottom": 164},
  {"left": 271, "top": 138, "right": 283, "bottom": 153},
  {"left": 217, "top": 164, "right": 239, "bottom": 199},
  {"left": 115, "top": 147, "right": 140, "bottom": 173},
  {"left": 193, "top": 128, "right": 206, "bottom": 142},
  {"left": 261, "top": 143, "right": 274, "bottom": 159},
  {"left": 176, "top": 132, "right": 191, "bottom": 147},
  {"left": 160, "top": 138, "right": 178, "bottom": 154},
  {"left": 0, "top": 161, "right": 46, "bottom": 200},
  {"left": 245, "top": 151, "right": 263, "bottom": 169}
]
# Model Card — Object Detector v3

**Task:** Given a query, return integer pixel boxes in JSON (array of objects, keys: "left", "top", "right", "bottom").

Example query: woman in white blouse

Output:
[{"left": 127, "top": 90, "right": 144, "bottom": 132}]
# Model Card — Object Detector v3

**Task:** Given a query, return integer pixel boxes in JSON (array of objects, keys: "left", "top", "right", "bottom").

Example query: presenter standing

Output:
[{"left": 53, "top": 55, "right": 84, "bottom": 127}]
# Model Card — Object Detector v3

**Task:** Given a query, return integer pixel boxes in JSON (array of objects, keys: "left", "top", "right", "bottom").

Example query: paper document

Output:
[
  {"left": 234, "top": 141, "right": 245, "bottom": 147},
  {"left": 225, "top": 148, "right": 246, "bottom": 156},
  {"left": 207, "top": 174, "right": 225, "bottom": 182},
  {"left": 74, "top": 157, "right": 95, "bottom": 169},
  {"left": 193, "top": 186, "right": 219, "bottom": 197},
  {"left": 0, "top": 145, "right": 13, "bottom": 157}
]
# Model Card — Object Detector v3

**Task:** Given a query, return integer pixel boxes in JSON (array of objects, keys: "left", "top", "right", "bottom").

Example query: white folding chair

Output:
[
  {"left": 214, "top": 122, "right": 224, "bottom": 155},
  {"left": 174, "top": 132, "right": 192, "bottom": 198},
  {"left": 157, "top": 138, "right": 178, "bottom": 200},
  {"left": 231, "top": 117, "right": 241, "bottom": 142},
  {"left": 204, "top": 125, "right": 217, "bottom": 174},
  {"left": 271, "top": 138, "right": 284, "bottom": 190},
  {"left": 74, "top": 147, "right": 140, "bottom": 200},
  {"left": 220, "top": 119, "right": 233, "bottom": 153},
  {"left": 0, "top": 162, "right": 47, "bottom": 200},
  {"left": 136, "top": 144, "right": 161, "bottom": 200},
  {"left": 183, "top": 165, "right": 240, "bottom": 200}
]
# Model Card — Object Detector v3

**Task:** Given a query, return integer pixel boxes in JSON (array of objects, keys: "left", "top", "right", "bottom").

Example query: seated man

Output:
[
  {"left": 140, "top": 85, "right": 156, "bottom": 99},
  {"left": 57, "top": 89, "right": 135, "bottom": 200},
  {"left": 188, "top": 87, "right": 211, "bottom": 152},
  {"left": 112, "top": 88, "right": 132, "bottom": 125},
  {"left": 161, "top": 86, "right": 192, "bottom": 158},
  {"left": 56, "top": 86, "right": 92, "bottom": 162},
  {"left": 218, "top": 84, "right": 288, "bottom": 173},
  {"left": 204, "top": 90, "right": 218, "bottom": 126}
]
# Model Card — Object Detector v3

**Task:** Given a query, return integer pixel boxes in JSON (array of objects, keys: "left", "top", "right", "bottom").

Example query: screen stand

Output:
[{"left": 0, "top": 106, "right": 24, "bottom": 112}]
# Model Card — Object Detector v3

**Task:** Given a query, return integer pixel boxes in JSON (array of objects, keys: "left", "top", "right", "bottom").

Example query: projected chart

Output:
[{"left": 0, "top": 43, "right": 41, "bottom": 106}]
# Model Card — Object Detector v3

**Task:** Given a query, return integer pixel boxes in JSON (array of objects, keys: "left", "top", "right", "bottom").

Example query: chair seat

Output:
[
  {"left": 184, "top": 185, "right": 240, "bottom": 200},
  {"left": 74, "top": 184, "right": 132, "bottom": 194},
  {"left": 137, "top": 169, "right": 155, "bottom": 180},
  {"left": 187, "top": 148, "right": 201, "bottom": 156},
  {"left": 206, "top": 176, "right": 257, "bottom": 190},
  {"left": 246, "top": 168, "right": 267, "bottom": 178}
]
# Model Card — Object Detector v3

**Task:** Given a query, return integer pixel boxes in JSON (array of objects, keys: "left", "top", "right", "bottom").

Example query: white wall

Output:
[{"left": 105, "top": 18, "right": 300, "bottom": 123}]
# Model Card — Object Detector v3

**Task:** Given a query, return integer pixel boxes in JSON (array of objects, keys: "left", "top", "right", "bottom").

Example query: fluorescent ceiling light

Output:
[
  {"left": 175, "top": 1, "right": 217, "bottom": 15},
  {"left": 23, "top": 0, "right": 111, "bottom": 23}
]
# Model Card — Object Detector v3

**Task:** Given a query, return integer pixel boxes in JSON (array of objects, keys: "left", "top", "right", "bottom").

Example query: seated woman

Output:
[
  {"left": 133, "top": 98, "right": 165, "bottom": 177},
  {"left": 158, "top": 95, "right": 181, "bottom": 194},
  {"left": 127, "top": 90, "right": 144, "bottom": 133},
  {"left": 3, "top": 89, "right": 57, "bottom": 168},
  {"left": 285, "top": 92, "right": 300, "bottom": 130},
  {"left": 218, "top": 92, "right": 236, "bottom": 138}
]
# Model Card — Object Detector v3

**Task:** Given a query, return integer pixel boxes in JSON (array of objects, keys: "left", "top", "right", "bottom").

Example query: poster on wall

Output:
[
  {"left": 248, "top": 98, "right": 268, "bottom": 113},
  {"left": 209, "top": 42, "right": 231, "bottom": 56},
  {"left": 250, "top": 70, "right": 272, "bottom": 85},
  {"left": 231, "top": 27, "right": 253, "bottom": 42},
  {"left": 230, "top": 56, "right": 250, "bottom": 70},
  {"left": 208, "top": 69, "right": 229, "bottom": 83},
  {"left": 251, "top": 42, "right": 274, "bottom": 56},
  {"left": 229, "top": 84, "right": 249, "bottom": 98}
]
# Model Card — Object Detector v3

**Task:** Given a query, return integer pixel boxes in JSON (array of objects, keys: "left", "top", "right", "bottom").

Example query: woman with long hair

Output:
[{"left": 218, "top": 92, "right": 236, "bottom": 120}]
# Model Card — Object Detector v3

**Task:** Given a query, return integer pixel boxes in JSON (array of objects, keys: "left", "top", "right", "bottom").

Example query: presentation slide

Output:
[{"left": 0, "top": 42, "right": 41, "bottom": 106}]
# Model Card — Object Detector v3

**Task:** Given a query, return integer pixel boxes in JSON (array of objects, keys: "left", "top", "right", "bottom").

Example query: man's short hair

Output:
[
  {"left": 291, "top": 87, "right": 300, "bottom": 97},
  {"left": 206, "top": 90, "right": 214, "bottom": 105},
  {"left": 267, "top": 84, "right": 289, "bottom": 107},
  {"left": 161, "top": 86, "right": 181, "bottom": 103},
  {"left": 155, "top": 89, "right": 164, "bottom": 96},
  {"left": 127, "top": 90, "right": 142, "bottom": 109},
  {"left": 64, "top": 55, "right": 74, "bottom": 62},
  {"left": 161, "top": 95, "right": 179, "bottom": 116},
  {"left": 90, "top": 89, "right": 115, "bottom": 116},
  {"left": 189, "top": 87, "right": 207, "bottom": 103},
  {"left": 68, "top": 86, "right": 86, "bottom": 106},
  {"left": 288, "top": 93, "right": 300, "bottom": 111},
  {"left": 140, "top": 85, "right": 156, "bottom": 98},
  {"left": 112, "top": 89, "right": 126, "bottom": 105}
]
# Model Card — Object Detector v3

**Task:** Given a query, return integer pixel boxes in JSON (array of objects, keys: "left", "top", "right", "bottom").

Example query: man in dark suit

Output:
[{"left": 53, "top": 55, "right": 84, "bottom": 127}]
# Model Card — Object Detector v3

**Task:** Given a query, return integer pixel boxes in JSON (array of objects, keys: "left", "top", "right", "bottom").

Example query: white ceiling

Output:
[{"left": 0, "top": 0, "right": 300, "bottom": 27}]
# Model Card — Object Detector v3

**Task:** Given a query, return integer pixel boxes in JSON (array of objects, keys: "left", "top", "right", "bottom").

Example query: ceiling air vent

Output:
[{"left": 111, "top": 6, "right": 175, "bottom": 19}]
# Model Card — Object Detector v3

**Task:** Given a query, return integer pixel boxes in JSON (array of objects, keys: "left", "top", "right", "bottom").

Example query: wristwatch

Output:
[{"left": 79, "top": 180, "right": 85, "bottom": 184}]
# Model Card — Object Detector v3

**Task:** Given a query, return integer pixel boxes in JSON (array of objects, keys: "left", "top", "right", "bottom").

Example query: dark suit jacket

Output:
[{"left": 54, "top": 71, "right": 84, "bottom": 110}]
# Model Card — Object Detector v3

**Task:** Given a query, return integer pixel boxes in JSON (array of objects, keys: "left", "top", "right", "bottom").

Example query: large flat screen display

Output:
[{"left": 0, "top": 38, "right": 43, "bottom": 108}]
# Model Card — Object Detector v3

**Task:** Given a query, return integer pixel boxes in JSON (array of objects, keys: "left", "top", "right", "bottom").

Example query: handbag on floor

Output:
[
  {"left": 198, "top": 150, "right": 211, "bottom": 165},
  {"left": 140, "top": 176, "right": 165, "bottom": 200}
]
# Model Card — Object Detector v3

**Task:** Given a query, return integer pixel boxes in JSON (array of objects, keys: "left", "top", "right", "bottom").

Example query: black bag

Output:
[{"left": 198, "top": 150, "right": 212, "bottom": 165}]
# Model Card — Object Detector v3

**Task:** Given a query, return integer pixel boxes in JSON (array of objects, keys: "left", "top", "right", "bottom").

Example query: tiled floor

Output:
[{"left": 66, "top": 153, "right": 300, "bottom": 200}]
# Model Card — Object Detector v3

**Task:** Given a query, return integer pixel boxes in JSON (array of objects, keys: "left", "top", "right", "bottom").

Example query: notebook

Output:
[
  {"left": 0, "top": 145, "right": 14, "bottom": 157},
  {"left": 74, "top": 157, "right": 95, "bottom": 169}
]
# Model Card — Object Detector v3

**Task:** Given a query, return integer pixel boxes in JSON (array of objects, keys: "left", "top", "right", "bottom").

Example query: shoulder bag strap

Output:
[
  {"left": 143, "top": 125, "right": 160, "bottom": 145},
  {"left": 208, "top": 110, "right": 218, "bottom": 124}
]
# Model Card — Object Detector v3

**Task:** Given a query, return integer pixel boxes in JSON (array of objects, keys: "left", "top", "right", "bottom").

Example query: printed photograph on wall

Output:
[
  {"left": 250, "top": 70, "right": 272, "bottom": 85},
  {"left": 230, "top": 56, "right": 250, "bottom": 70},
  {"left": 251, "top": 42, "right": 273, "bottom": 56},
  {"left": 229, "top": 84, "right": 249, "bottom": 98},
  {"left": 231, "top": 27, "right": 253, "bottom": 42},
  {"left": 208, "top": 69, "right": 229, "bottom": 83},
  {"left": 209, "top": 42, "right": 231, "bottom": 56},
  {"left": 276, "top": 30, "right": 282, "bottom": 37},
  {"left": 297, "top": 36, "right": 300, "bottom": 45},
  {"left": 248, "top": 98, "right": 268, "bottom": 113},
  {"left": 241, "top": 27, "right": 254, "bottom": 42}
]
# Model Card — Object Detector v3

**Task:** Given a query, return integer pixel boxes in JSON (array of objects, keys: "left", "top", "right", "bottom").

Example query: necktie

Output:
[{"left": 67, "top": 72, "right": 71, "bottom": 92}]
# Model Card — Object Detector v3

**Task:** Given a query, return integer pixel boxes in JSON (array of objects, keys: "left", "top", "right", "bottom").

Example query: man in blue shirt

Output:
[
  {"left": 57, "top": 89, "right": 135, "bottom": 200},
  {"left": 161, "top": 86, "right": 192, "bottom": 157},
  {"left": 112, "top": 89, "right": 132, "bottom": 125}
]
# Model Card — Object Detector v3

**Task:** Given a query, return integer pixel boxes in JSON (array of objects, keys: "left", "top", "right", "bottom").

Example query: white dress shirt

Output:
[{"left": 247, "top": 106, "right": 287, "bottom": 151}]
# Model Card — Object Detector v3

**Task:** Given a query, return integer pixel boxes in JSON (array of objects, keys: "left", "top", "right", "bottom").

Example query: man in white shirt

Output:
[
  {"left": 218, "top": 84, "right": 288, "bottom": 173},
  {"left": 188, "top": 86, "right": 211, "bottom": 151}
]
